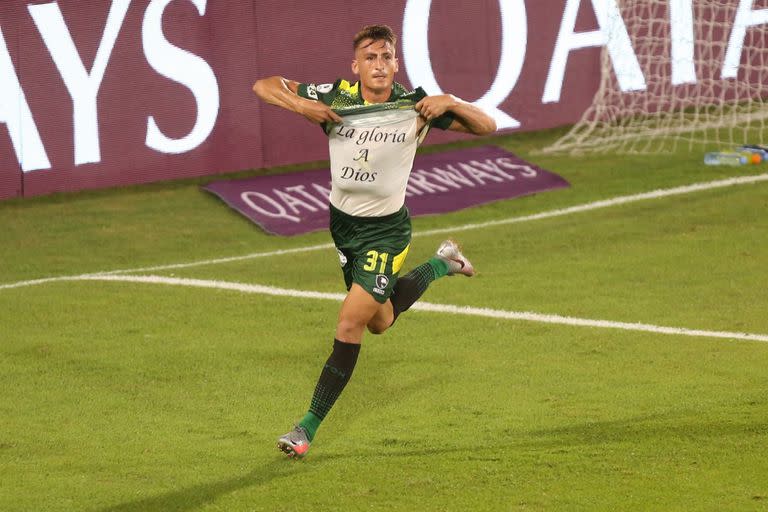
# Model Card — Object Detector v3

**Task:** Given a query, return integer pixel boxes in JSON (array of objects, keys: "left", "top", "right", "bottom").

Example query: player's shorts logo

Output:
[
  {"left": 337, "top": 249, "right": 347, "bottom": 267},
  {"left": 375, "top": 274, "right": 389, "bottom": 289}
]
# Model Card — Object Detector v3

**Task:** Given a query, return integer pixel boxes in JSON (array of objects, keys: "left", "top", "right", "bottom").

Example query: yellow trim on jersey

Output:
[
  {"left": 338, "top": 80, "right": 359, "bottom": 95},
  {"left": 392, "top": 243, "right": 410, "bottom": 274},
  {"left": 338, "top": 80, "right": 370, "bottom": 105}
]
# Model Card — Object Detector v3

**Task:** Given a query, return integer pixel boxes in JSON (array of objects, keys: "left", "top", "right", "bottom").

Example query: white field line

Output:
[
  {"left": 2, "top": 173, "right": 767, "bottom": 292},
  {"left": 417, "top": 173, "right": 768, "bottom": 237},
  {"left": 73, "top": 274, "right": 768, "bottom": 344}
]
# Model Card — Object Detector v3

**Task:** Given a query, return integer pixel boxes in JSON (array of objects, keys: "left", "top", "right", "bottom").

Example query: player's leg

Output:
[
  {"left": 389, "top": 239, "right": 475, "bottom": 324},
  {"left": 277, "top": 285, "right": 387, "bottom": 457},
  {"left": 336, "top": 283, "right": 387, "bottom": 342},
  {"left": 367, "top": 239, "right": 476, "bottom": 334},
  {"left": 278, "top": 207, "right": 408, "bottom": 457}
]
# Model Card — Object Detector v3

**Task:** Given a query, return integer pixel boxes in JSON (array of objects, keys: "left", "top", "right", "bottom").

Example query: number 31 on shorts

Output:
[{"left": 363, "top": 250, "right": 388, "bottom": 273}]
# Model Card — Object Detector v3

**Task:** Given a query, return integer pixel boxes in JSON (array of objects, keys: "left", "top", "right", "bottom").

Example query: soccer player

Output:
[{"left": 253, "top": 24, "right": 496, "bottom": 458}]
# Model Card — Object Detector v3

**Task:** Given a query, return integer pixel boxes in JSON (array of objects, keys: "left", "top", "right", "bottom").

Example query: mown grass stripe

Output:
[
  {"left": 75, "top": 274, "right": 768, "bottom": 344},
  {"left": 2, "top": 173, "right": 766, "bottom": 291}
]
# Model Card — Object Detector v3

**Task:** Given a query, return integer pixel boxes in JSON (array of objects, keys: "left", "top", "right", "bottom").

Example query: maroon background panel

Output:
[
  {"left": 0, "top": 1, "right": 23, "bottom": 200},
  {"left": 253, "top": 0, "right": 602, "bottom": 163},
  {"left": 0, "top": 1, "right": 602, "bottom": 200}
]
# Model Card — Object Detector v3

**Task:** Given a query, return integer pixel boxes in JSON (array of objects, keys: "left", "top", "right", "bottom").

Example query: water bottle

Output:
[
  {"left": 736, "top": 146, "right": 768, "bottom": 163},
  {"left": 704, "top": 152, "right": 747, "bottom": 166}
]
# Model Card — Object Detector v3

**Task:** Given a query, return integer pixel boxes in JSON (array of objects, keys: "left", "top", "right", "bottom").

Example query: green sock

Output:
[
  {"left": 298, "top": 411, "right": 322, "bottom": 441},
  {"left": 427, "top": 256, "right": 450, "bottom": 279}
]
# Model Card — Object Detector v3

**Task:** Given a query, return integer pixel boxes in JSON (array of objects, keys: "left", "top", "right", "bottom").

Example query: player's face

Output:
[{"left": 352, "top": 39, "right": 398, "bottom": 93}]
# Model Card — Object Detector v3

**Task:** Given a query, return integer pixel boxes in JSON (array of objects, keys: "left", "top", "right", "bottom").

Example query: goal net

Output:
[{"left": 542, "top": 1, "right": 768, "bottom": 155}]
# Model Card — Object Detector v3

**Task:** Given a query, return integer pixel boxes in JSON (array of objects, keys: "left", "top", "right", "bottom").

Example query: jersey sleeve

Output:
[
  {"left": 296, "top": 79, "right": 341, "bottom": 106},
  {"left": 430, "top": 111, "right": 456, "bottom": 130},
  {"left": 408, "top": 86, "right": 455, "bottom": 131}
]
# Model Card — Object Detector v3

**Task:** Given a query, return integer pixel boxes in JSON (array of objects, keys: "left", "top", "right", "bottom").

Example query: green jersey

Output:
[{"left": 297, "top": 79, "right": 454, "bottom": 130}]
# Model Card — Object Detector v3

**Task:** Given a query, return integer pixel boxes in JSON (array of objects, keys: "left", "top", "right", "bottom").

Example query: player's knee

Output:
[{"left": 336, "top": 318, "right": 366, "bottom": 340}]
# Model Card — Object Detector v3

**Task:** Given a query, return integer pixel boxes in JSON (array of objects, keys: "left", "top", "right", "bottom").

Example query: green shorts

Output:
[{"left": 330, "top": 204, "right": 412, "bottom": 303}]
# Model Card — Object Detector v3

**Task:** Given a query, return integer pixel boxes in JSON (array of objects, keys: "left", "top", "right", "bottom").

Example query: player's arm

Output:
[
  {"left": 252, "top": 76, "right": 342, "bottom": 125},
  {"left": 415, "top": 94, "right": 496, "bottom": 135}
]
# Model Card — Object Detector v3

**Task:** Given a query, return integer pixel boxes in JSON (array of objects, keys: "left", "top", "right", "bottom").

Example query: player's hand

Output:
[
  {"left": 415, "top": 94, "right": 458, "bottom": 121},
  {"left": 296, "top": 98, "right": 343, "bottom": 125}
]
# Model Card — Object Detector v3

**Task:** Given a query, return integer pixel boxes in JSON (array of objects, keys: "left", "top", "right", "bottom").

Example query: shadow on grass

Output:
[
  {"left": 320, "top": 408, "right": 768, "bottom": 461},
  {"left": 97, "top": 409, "right": 768, "bottom": 510},
  {"left": 525, "top": 410, "right": 768, "bottom": 446},
  {"left": 95, "top": 459, "right": 309, "bottom": 512},
  {"left": 97, "top": 365, "right": 446, "bottom": 511}
]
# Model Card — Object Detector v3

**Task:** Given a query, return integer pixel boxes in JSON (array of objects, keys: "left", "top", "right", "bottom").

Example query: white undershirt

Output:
[{"left": 327, "top": 109, "right": 428, "bottom": 217}]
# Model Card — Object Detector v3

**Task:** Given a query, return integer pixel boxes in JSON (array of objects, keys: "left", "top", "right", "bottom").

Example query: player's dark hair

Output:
[{"left": 353, "top": 24, "right": 397, "bottom": 50}]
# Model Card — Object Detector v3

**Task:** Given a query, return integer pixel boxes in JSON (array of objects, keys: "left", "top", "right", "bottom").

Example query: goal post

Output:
[{"left": 541, "top": 0, "right": 768, "bottom": 155}]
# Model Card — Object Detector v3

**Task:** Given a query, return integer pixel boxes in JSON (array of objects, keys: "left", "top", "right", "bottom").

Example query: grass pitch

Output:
[{"left": 1, "top": 128, "right": 768, "bottom": 511}]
